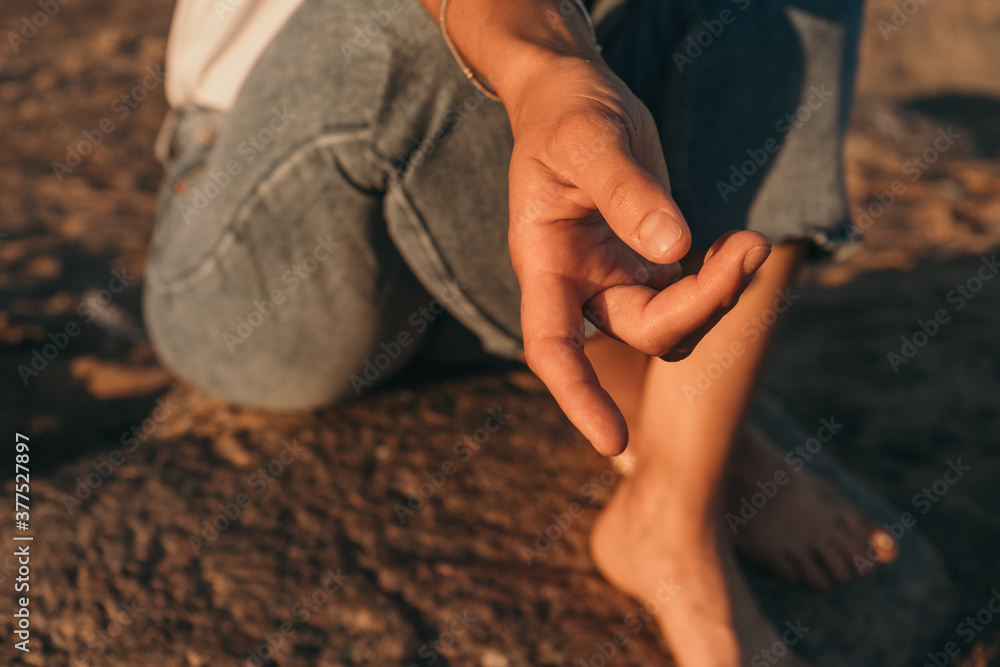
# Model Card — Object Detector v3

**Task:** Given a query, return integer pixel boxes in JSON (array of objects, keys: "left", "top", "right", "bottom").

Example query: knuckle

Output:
[
  {"left": 548, "top": 109, "right": 628, "bottom": 174},
  {"left": 634, "top": 102, "right": 657, "bottom": 142},
  {"left": 603, "top": 175, "right": 633, "bottom": 217},
  {"left": 523, "top": 336, "right": 580, "bottom": 382},
  {"left": 632, "top": 326, "right": 665, "bottom": 357},
  {"left": 521, "top": 337, "right": 542, "bottom": 365}
]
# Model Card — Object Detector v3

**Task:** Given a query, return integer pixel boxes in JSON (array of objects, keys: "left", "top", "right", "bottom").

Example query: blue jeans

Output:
[{"left": 144, "top": 0, "right": 864, "bottom": 409}]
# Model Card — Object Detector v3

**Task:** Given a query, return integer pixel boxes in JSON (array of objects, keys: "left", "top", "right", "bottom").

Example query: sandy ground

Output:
[{"left": 1, "top": 0, "right": 998, "bottom": 665}]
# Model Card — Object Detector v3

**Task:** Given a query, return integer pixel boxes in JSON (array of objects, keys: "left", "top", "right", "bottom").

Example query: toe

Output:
[
  {"left": 867, "top": 528, "right": 899, "bottom": 564},
  {"left": 771, "top": 550, "right": 802, "bottom": 585},
  {"left": 790, "top": 549, "right": 832, "bottom": 590},
  {"left": 836, "top": 506, "right": 882, "bottom": 544},
  {"left": 835, "top": 508, "right": 900, "bottom": 564},
  {"left": 815, "top": 539, "right": 854, "bottom": 583},
  {"left": 829, "top": 525, "right": 874, "bottom": 571}
]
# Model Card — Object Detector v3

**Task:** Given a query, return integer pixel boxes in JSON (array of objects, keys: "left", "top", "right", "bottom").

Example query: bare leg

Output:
[{"left": 585, "top": 243, "right": 891, "bottom": 666}]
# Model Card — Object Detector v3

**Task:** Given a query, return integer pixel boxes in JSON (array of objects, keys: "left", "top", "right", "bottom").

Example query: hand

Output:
[{"left": 505, "top": 56, "right": 771, "bottom": 456}]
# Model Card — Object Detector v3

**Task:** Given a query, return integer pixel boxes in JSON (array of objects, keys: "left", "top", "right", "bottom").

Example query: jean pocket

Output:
[{"left": 154, "top": 107, "right": 225, "bottom": 229}]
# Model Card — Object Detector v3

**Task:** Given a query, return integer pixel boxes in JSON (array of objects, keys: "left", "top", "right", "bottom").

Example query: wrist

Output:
[
  {"left": 502, "top": 53, "right": 616, "bottom": 134},
  {"left": 492, "top": 39, "right": 602, "bottom": 111},
  {"left": 441, "top": 0, "right": 602, "bottom": 106}
]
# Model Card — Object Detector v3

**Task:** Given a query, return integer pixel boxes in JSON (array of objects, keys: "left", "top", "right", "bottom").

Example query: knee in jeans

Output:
[{"left": 145, "top": 292, "right": 424, "bottom": 412}]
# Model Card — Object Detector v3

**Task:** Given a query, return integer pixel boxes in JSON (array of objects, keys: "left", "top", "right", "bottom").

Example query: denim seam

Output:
[
  {"left": 149, "top": 126, "right": 373, "bottom": 296},
  {"left": 386, "top": 185, "right": 523, "bottom": 358},
  {"left": 367, "top": 143, "right": 404, "bottom": 184}
]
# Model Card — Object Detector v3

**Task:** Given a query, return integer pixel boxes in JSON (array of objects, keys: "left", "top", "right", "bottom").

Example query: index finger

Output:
[{"left": 519, "top": 269, "right": 629, "bottom": 456}]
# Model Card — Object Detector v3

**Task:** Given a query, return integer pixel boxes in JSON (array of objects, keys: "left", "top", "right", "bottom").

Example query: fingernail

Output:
[
  {"left": 742, "top": 245, "right": 771, "bottom": 277},
  {"left": 638, "top": 212, "right": 684, "bottom": 259}
]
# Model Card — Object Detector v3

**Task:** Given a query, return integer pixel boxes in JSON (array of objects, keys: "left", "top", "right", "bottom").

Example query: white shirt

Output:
[
  {"left": 164, "top": 0, "right": 305, "bottom": 110},
  {"left": 165, "top": 0, "right": 617, "bottom": 111}
]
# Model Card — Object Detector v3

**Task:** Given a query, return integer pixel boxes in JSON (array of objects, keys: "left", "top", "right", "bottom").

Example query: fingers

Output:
[
  {"left": 556, "top": 110, "right": 693, "bottom": 265},
  {"left": 582, "top": 230, "right": 772, "bottom": 357},
  {"left": 610, "top": 254, "right": 682, "bottom": 292},
  {"left": 644, "top": 261, "right": 683, "bottom": 291},
  {"left": 520, "top": 272, "right": 629, "bottom": 456}
]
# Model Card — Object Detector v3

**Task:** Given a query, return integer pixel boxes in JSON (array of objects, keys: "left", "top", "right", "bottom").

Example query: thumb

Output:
[{"left": 573, "top": 138, "right": 692, "bottom": 265}]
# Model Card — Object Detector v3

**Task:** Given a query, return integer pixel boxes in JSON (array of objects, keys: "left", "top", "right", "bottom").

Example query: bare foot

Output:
[
  {"left": 724, "top": 424, "right": 897, "bottom": 590},
  {"left": 591, "top": 469, "right": 813, "bottom": 667}
]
